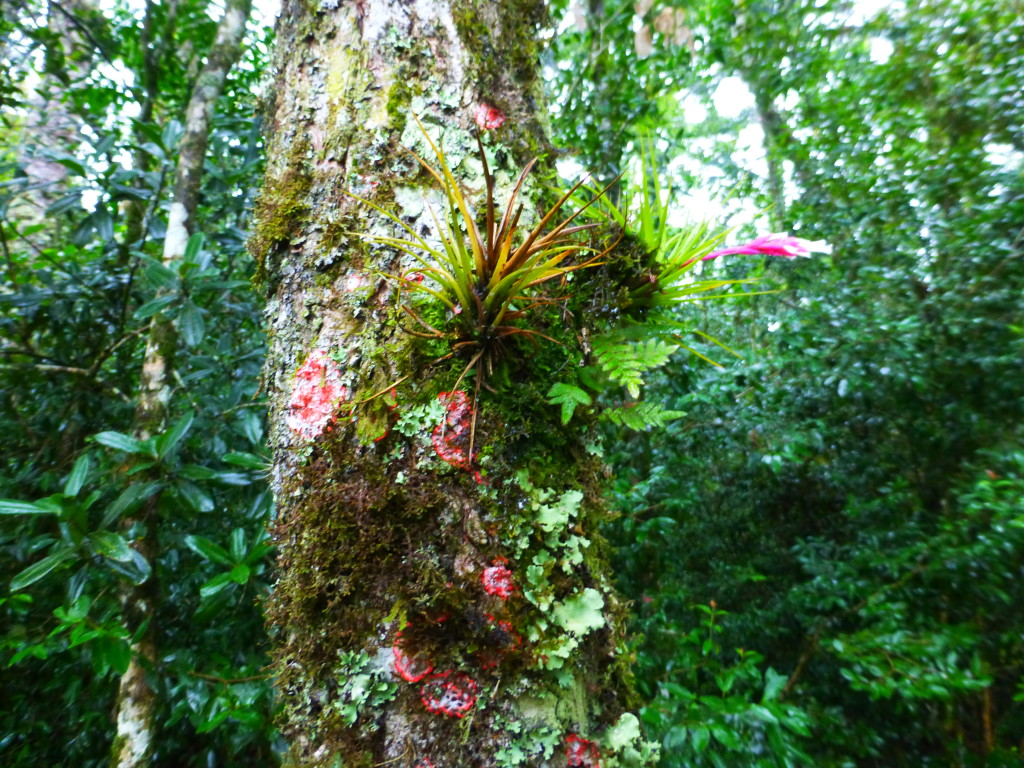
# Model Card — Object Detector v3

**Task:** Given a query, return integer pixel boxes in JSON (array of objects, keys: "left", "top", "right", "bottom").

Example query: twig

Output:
[
  {"left": 368, "top": 744, "right": 410, "bottom": 767},
  {"left": 188, "top": 670, "right": 271, "bottom": 684}
]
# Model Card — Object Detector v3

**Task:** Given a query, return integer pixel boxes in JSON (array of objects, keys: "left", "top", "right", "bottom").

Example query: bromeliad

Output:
[{"left": 348, "top": 115, "right": 619, "bottom": 458}]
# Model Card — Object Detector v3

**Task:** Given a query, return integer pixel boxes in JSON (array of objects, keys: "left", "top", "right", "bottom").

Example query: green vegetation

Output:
[{"left": 1, "top": 0, "right": 1022, "bottom": 766}]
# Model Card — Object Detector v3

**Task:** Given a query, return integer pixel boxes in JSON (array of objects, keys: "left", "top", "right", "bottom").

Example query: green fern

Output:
[
  {"left": 546, "top": 382, "right": 593, "bottom": 425},
  {"left": 591, "top": 336, "right": 679, "bottom": 397},
  {"left": 600, "top": 402, "right": 685, "bottom": 431}
]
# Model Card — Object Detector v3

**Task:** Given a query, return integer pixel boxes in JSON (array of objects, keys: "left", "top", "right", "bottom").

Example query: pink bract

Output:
[
  {"left": 474, "top": 103, "right": 506, "bottom": 130},
  {"left": 703, "top": 233, "right": 830, "bottom": 261},
  {"left": 285, "top": 349, "right": 349, "bottom": 439}
]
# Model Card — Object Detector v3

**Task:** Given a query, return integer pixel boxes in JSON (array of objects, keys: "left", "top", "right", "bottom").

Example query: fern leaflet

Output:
[
  {"left": 591, "top": 337, "right": 679, "bottom": 397},
  {"left": 600, "top": 402, "right": 685, "bottom": 431},
  {"left": 546, "top": 383, "right": 593, "bottom": 425}
]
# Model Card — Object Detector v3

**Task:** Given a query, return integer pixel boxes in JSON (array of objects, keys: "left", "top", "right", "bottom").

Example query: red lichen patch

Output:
[
  {"left": 566, "top": 735, "right": 601, "bottom": 768},
  {"left": 475, "top": 647, "right": 503, "bottom": 670},
  {"left": 485, "top": 615, "right": 522, "bottom": 651},
  {"left": 474, "top": 103, "right": 506, "bottom": 130},
  {"left": 392, "top": 621, "right": 435, "bottom": 683},
  {"left": 481, "top": 558, "right": 515, "bottom": 600},
  {"left": 431, "top": 390, "right": 475, "bottom": 470},
  {"left": 393, "top": 644, "right": 434, "bottom": 683},
  {"left": 285, "top": 348, "right": 349, "bottom": 439},
  {"left": 414, "top": 760, "right": 435, "bottom": 768},
  {"left": 420, "top": 671, "right": 479, "bottom": 718}
]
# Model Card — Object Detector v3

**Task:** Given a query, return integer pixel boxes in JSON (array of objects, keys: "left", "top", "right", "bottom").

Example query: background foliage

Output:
[
  {"left": 549, "top": 0, "right": 1024, "bottom": 765},
  {"left": 2, "top": 0, "right": 1022, "bottom": 766},
  {"left": 1, "top": 1, "right": 276, "bottom": 764}
]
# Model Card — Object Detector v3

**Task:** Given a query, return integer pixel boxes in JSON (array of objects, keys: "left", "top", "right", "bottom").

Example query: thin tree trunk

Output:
[
  {"left": 753, "top": 88, "right": 788, "bottom": 232},
  {"left": 110, "top": 3, "right": 252, "bottom": 766},
  {"left": 16, "top": 0, "right": 97, "bottom": 226},
  {"left": 119, "top": 0, "right": 178, "bottom": 265},
  {"left": 255, "top": 2, "right": 656, "bottom": 766}
]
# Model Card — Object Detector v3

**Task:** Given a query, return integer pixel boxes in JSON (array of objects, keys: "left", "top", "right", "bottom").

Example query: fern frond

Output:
[
  {"left": 546, "top": 382, "right": 593, "bottom": 425},
  {"left": 600, "top": 402, "right": 685, "bottom": 431},
  {"left": 591, "top": 336, "right": 679, "bottom": 398}
]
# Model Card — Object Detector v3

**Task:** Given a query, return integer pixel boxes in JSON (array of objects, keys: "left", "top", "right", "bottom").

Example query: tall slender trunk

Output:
[
  {"left": 254, "top": 2, "right": 656, "bottom": 766},
  {"left": 119, "top": 0, "right": 178, "bottom": 266},
  {"left": 110, "top": 3, "right": 251, "bottom": 766},
  {"left": 17, "top": 0, "right": 97, "bottom": 226},
  {"left": 753, "top": 88, "right": 788, "bottom": 232}
]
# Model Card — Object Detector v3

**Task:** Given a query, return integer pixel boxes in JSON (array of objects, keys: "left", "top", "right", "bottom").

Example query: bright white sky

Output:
[{"left": 254, "top": 0, "right": 281, "bottom": 25}]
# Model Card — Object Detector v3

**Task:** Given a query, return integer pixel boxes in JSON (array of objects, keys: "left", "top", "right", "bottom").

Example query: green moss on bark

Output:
[{"left": 249, "top": 140, "right": 313, "bottom": 289}]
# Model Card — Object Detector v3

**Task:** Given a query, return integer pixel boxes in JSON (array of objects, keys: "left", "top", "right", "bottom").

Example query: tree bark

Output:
[
  {"left": 110, "top": 3, "right": 252, "bottom": 767},
  {"left": 254, "top": 2, "right": 657, "bottom": 767}
]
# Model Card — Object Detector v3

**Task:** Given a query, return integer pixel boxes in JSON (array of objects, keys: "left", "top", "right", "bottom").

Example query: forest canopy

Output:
[{"left": 1, "top": 0, "right": 1022, "bottom": 767}]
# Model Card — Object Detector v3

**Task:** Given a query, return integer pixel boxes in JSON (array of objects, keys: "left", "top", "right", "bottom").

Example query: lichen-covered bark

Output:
[
  {"left": 256, "top": 3, "right": 657, "bottom": 767},
  {"left": 111, "top": 3, "right": 253, "bottom": 767}
]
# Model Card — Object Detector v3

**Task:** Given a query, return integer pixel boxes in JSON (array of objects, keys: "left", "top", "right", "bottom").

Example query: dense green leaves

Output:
[
  {"left": 552, "top": 0, "right": 1024, "bottom": 765},
  {"left": 0, "top": 0, "right": 276, "bottom": 765}
]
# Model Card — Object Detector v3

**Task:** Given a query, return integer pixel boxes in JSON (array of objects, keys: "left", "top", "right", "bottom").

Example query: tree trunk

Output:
[
  {"left": 255, "top": 2, "right": 657, "bottom": 767},
  {"left": 111, "top": 3, "right": 252, "bottom": 766}
]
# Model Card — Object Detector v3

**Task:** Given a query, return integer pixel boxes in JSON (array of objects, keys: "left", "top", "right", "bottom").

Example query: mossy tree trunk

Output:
[{"left": 254, "top": 3, "right": 657, "bottom": 766}]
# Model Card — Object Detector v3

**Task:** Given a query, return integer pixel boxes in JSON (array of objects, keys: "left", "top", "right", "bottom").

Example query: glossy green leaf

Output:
[
  {"left": 184, "top": 535, "right": 233, "bottom": 566},
  {"left": 63, "top": 454, "right": 92, "bottom": 497},
  {"left": 177, "top": 302, "right": 205, "bottom": 347},
  {"left": 11, "top": 549, "right": 76, "bottom": 591},
  {"left": 0, "top": 499, "right": 54, "bottom": 515},
  {"left": 88, "top": 531, "right": 134, "bottom": 563},
  {"left": 92, "top": 431, "right": 148, "bottom": 455}
]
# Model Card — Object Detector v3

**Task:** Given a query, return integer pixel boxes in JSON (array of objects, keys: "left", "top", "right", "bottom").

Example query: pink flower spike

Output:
[
  {"left": 474, "top": 103, "right": 506, "bottom": 131},
  {"left": 703, "top": 233, "right": 830, "bottom": 262}
]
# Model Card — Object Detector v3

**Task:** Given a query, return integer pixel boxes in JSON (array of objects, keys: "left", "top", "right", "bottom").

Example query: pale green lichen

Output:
[
  {"left": 492, "top": 714, "right": 561, "bottom": 768},
  {"left": 552, "top": 588, "right": 605, "bottom": 636},
  {"left": 331, "top": 650, "right": 398, "bottom": 726},
  {"left": 600, "top": 713, "right": 662, "bottom": 768}
]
